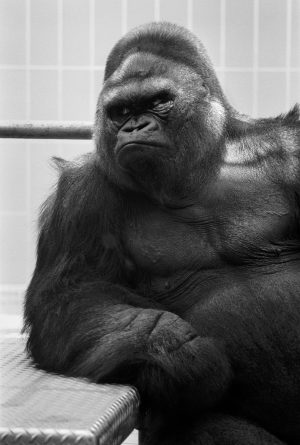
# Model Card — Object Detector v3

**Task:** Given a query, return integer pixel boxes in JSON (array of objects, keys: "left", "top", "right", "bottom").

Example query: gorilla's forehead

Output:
[
  {"left": 107, "top": 51, "right": 196, "bottom": 86},
  {"left": 101, "top": 51, "right": 201, "bottom": 107}
]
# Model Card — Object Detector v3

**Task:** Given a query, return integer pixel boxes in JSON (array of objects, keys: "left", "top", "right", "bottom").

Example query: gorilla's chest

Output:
[
  {"left": 123, "top": 209, "right": 219, "bottom": 275},
  {"left": 123, "top": 188, "right": 292, "bottom": 278}
]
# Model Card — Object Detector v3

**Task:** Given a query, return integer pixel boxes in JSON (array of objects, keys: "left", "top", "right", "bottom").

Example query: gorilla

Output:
[{"left": 24, "top": 23, "right": 300, "bottom": 445}]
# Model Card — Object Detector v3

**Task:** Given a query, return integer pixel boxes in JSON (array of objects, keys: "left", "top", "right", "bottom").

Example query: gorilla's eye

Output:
[
  {"left": 150, "top": 94, "right": 174, "bottom": 116},
  {"left": 120, "top": 106, "right": 130, "bottom": 116},
  {"left": 151, "top": 94, "right": 172, "bottom": 107},
  {"left": 109, "top": 105, "right": 131, "bottom": 123},
  {"left": 152, "top": 98, "right": 164, "bottom": 107}
]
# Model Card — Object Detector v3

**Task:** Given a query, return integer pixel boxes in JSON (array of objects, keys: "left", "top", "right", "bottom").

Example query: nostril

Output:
[
  {"left": 123, "top": 121, "right": 148, "bottom": 133},
  {"left": 121, "top": 117, "right": 159, "bottom": 133},
  {"left": 122, "top": 125, "right": 134, "bottom": 133},
  {"left": 137, "top": 121, "right": 151, "bottom": 131}
]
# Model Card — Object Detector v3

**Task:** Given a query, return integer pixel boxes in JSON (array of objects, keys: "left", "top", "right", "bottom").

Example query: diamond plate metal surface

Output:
[{"left": 0, "top": 338, "right": 139, "bottom": 445}]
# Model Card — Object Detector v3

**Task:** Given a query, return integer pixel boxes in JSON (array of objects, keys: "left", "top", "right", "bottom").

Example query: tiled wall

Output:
[{"left": 1, "top": 0, "right": 300, "bottom": 325}]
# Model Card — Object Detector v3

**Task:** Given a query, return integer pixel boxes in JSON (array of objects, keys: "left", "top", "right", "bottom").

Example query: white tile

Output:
[
  {"left": 0, "top": 141, "right": 27, "bottom": 213},
  {"left": 0, "top": 0, "right": 26, "bottom": 65},
  {"left": 60, "top": 140, "right": 94, "bottom": 160},
  {"left": 127, "top": 0, "right": 155, "bottom": 29},
  {"left": 0, "top": 314, "right": 23, "bottom": 331},
  {"left": 291, "top": 0, "right": 300, "bottom": 67},
  {"left": 257, "top": 72, "right": 286, "bottom": 117},
  {"left": 62, "top": 71, "right": 90, "bottom": 120},
  {"left": 63, "top": 0, "right": 90, "bottom": 66},
  {"left": 225, "top": 0, "right": 253, "bottom": 67},
  {"left": 0, "top": 70, "right": 26, "bottom": 120},
  {"left": 290, "top": 72, "right": 300, "bottom": 106},
  {"left": 30, "top": 70, "right": 58, "bottom": 120},
  {"left": 30, "top": 0, "right": 58, "bottom": 65},
  {"left": 258, "top": 0, "right": 287, "bottom": 67},
  {"left": 0, "top": 215, "right": 29, "bottom": 284},
  {"left": 193, "top": 0, "right": 221, "bottom": 67},
  {"left": 225, "top": 71, "right": 253, "bottom": 116},
  {"left": 0, "top": 290, "right": 23, "bottom": 315},
  {"left": 95, "top": 0, "right": 122, "bottom": 66},
  {"left": 160, "top": 0, "right": 187, "bottom": 26}
]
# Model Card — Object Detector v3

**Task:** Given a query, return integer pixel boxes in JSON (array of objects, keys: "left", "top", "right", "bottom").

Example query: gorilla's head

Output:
[{"left": 95, "top": 23, "right": 230, "bottom": 205}]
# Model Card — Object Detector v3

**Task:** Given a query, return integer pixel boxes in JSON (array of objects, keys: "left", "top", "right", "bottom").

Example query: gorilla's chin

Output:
[
  {"left": 117, "top": 143, "right": 164, "bottom": 176},
  {"left": 116, "top": 144, "right": 169, "bottom": 197}
]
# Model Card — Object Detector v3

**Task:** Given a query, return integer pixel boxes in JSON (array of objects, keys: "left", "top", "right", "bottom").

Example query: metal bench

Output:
[{"left": 0, "top": 337, "right": 139, "bottom": 445}]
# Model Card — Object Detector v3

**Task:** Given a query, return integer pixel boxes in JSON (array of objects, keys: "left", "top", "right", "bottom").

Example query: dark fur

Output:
[{"left": 24, "top": 23, "right": 300, "bottom": 444}]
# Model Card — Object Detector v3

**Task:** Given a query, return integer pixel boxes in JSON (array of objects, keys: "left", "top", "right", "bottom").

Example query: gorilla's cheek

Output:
[{"left": 205, "top": 100, "right": 226, "bottom": 140}]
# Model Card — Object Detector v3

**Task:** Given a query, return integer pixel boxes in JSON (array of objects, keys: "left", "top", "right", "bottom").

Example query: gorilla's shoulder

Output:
[
  {"left": 276, "top": 103, "right": 300, "bottom": 124},
  {"left": 252, "top": 104, "right": 300, "bottom": 130},
  {"left": 52, "top": 152, "right": 99, "bottom": 183},
  {"left": 39, "top": 152, "right": 106, "bottom": 231},
  {"left": 53, "top": 151, "right": 105, "bottom": 197}
]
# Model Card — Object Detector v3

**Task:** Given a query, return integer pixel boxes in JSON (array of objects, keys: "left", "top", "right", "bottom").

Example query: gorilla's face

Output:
[{"left": 95, "top": 51, "right": 226, "bottom": 204}]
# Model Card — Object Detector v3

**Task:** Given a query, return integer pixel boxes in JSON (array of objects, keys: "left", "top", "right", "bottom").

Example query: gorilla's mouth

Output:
[
  {"left": 117, "top": 141, "right": 163, "bottom": 154},
  {"left": 116, "top": 141, "right": 164, "bottom": 167}
]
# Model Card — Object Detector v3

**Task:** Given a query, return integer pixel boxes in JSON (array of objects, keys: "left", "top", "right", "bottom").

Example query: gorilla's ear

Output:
[{"left": 51, "top": 156, "right": 70, "bottom": 173}]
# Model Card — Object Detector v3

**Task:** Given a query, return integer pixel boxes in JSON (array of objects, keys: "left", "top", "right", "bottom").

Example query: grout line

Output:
[
  {"left": 285, "top": 0, "right": 292, "bottom": 110},
  {"left": 121, "top": 0, "right": 127, "bottom": 35},
  {"left": 0, "top": 65, "right": 105, "bottom": 70},
  {"left": 0, "top": 65, "right": 299, "bottom": 72},
  {"left": 212, "top": 67, "right": 300, "bottom": 72},
  {"left": 187, "top": 0, "right": 193, "bottom": 31},
  {"left": 25, "top": 0, "right": 31, "bottom": 120},
  {"left": 57, "top": 0, "right": 63, "bottom": 122},
  {"left": 220, "top": 0, "right": 226, "bottom": 85},
  {"left": 25, "top": 0, "right": 32, "bottom": 281},
  {"left": 89, "top": 0, "right": 96, "bottom": 120},
  {"left": 57, "top": 0, "right": 63, "bottom": 157},
  {"left": 252, "top": 0, "right": 259, "bottom": 117},
  {"left": 154, "top": 0, "right": 160, "bottom": 22}
]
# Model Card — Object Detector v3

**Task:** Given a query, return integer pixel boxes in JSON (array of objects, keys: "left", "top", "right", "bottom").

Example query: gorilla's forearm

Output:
[{"left": 25, "top": 278, "right": 231, "bottom": 412}]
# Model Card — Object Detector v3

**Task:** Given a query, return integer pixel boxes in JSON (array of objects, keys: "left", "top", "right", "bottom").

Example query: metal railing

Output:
[{"left": 0, "top": 121, "right": 93, "bottom": 140}]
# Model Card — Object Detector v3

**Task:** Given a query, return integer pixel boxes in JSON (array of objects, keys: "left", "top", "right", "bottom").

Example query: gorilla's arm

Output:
[{"left": 24, "top": 155, "right": 231, "bottom": 412}]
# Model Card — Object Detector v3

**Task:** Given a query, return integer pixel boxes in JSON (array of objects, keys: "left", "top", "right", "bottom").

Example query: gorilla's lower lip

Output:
[
  {"left": 116, "top": 142, "right": 163, "bottom": 171},
  {"left": 117, "top": 141, "right": 161, "bottom": 155}
]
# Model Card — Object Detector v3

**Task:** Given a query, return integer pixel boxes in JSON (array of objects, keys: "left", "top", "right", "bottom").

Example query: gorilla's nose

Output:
[{"left": 121, "top": 115, "right": 159, "bottom": 134}]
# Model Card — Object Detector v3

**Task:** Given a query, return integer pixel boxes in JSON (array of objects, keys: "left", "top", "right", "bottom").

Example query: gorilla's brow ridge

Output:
[{"left": 102, "top": 78, "right": 176, "bottom": 108}]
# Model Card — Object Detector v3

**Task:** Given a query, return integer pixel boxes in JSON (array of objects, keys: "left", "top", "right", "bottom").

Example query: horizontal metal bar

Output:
[{"left": 0, "top": 121, "right": 93, "bottom": 140}]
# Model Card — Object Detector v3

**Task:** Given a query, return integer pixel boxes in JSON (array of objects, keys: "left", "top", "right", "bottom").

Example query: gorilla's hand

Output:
[
  {"left": 136, "top": 312, "right": 232, "bottom": 413},
  {"left": 63, "top": 299, "right": 232, "bottom": 414}
]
